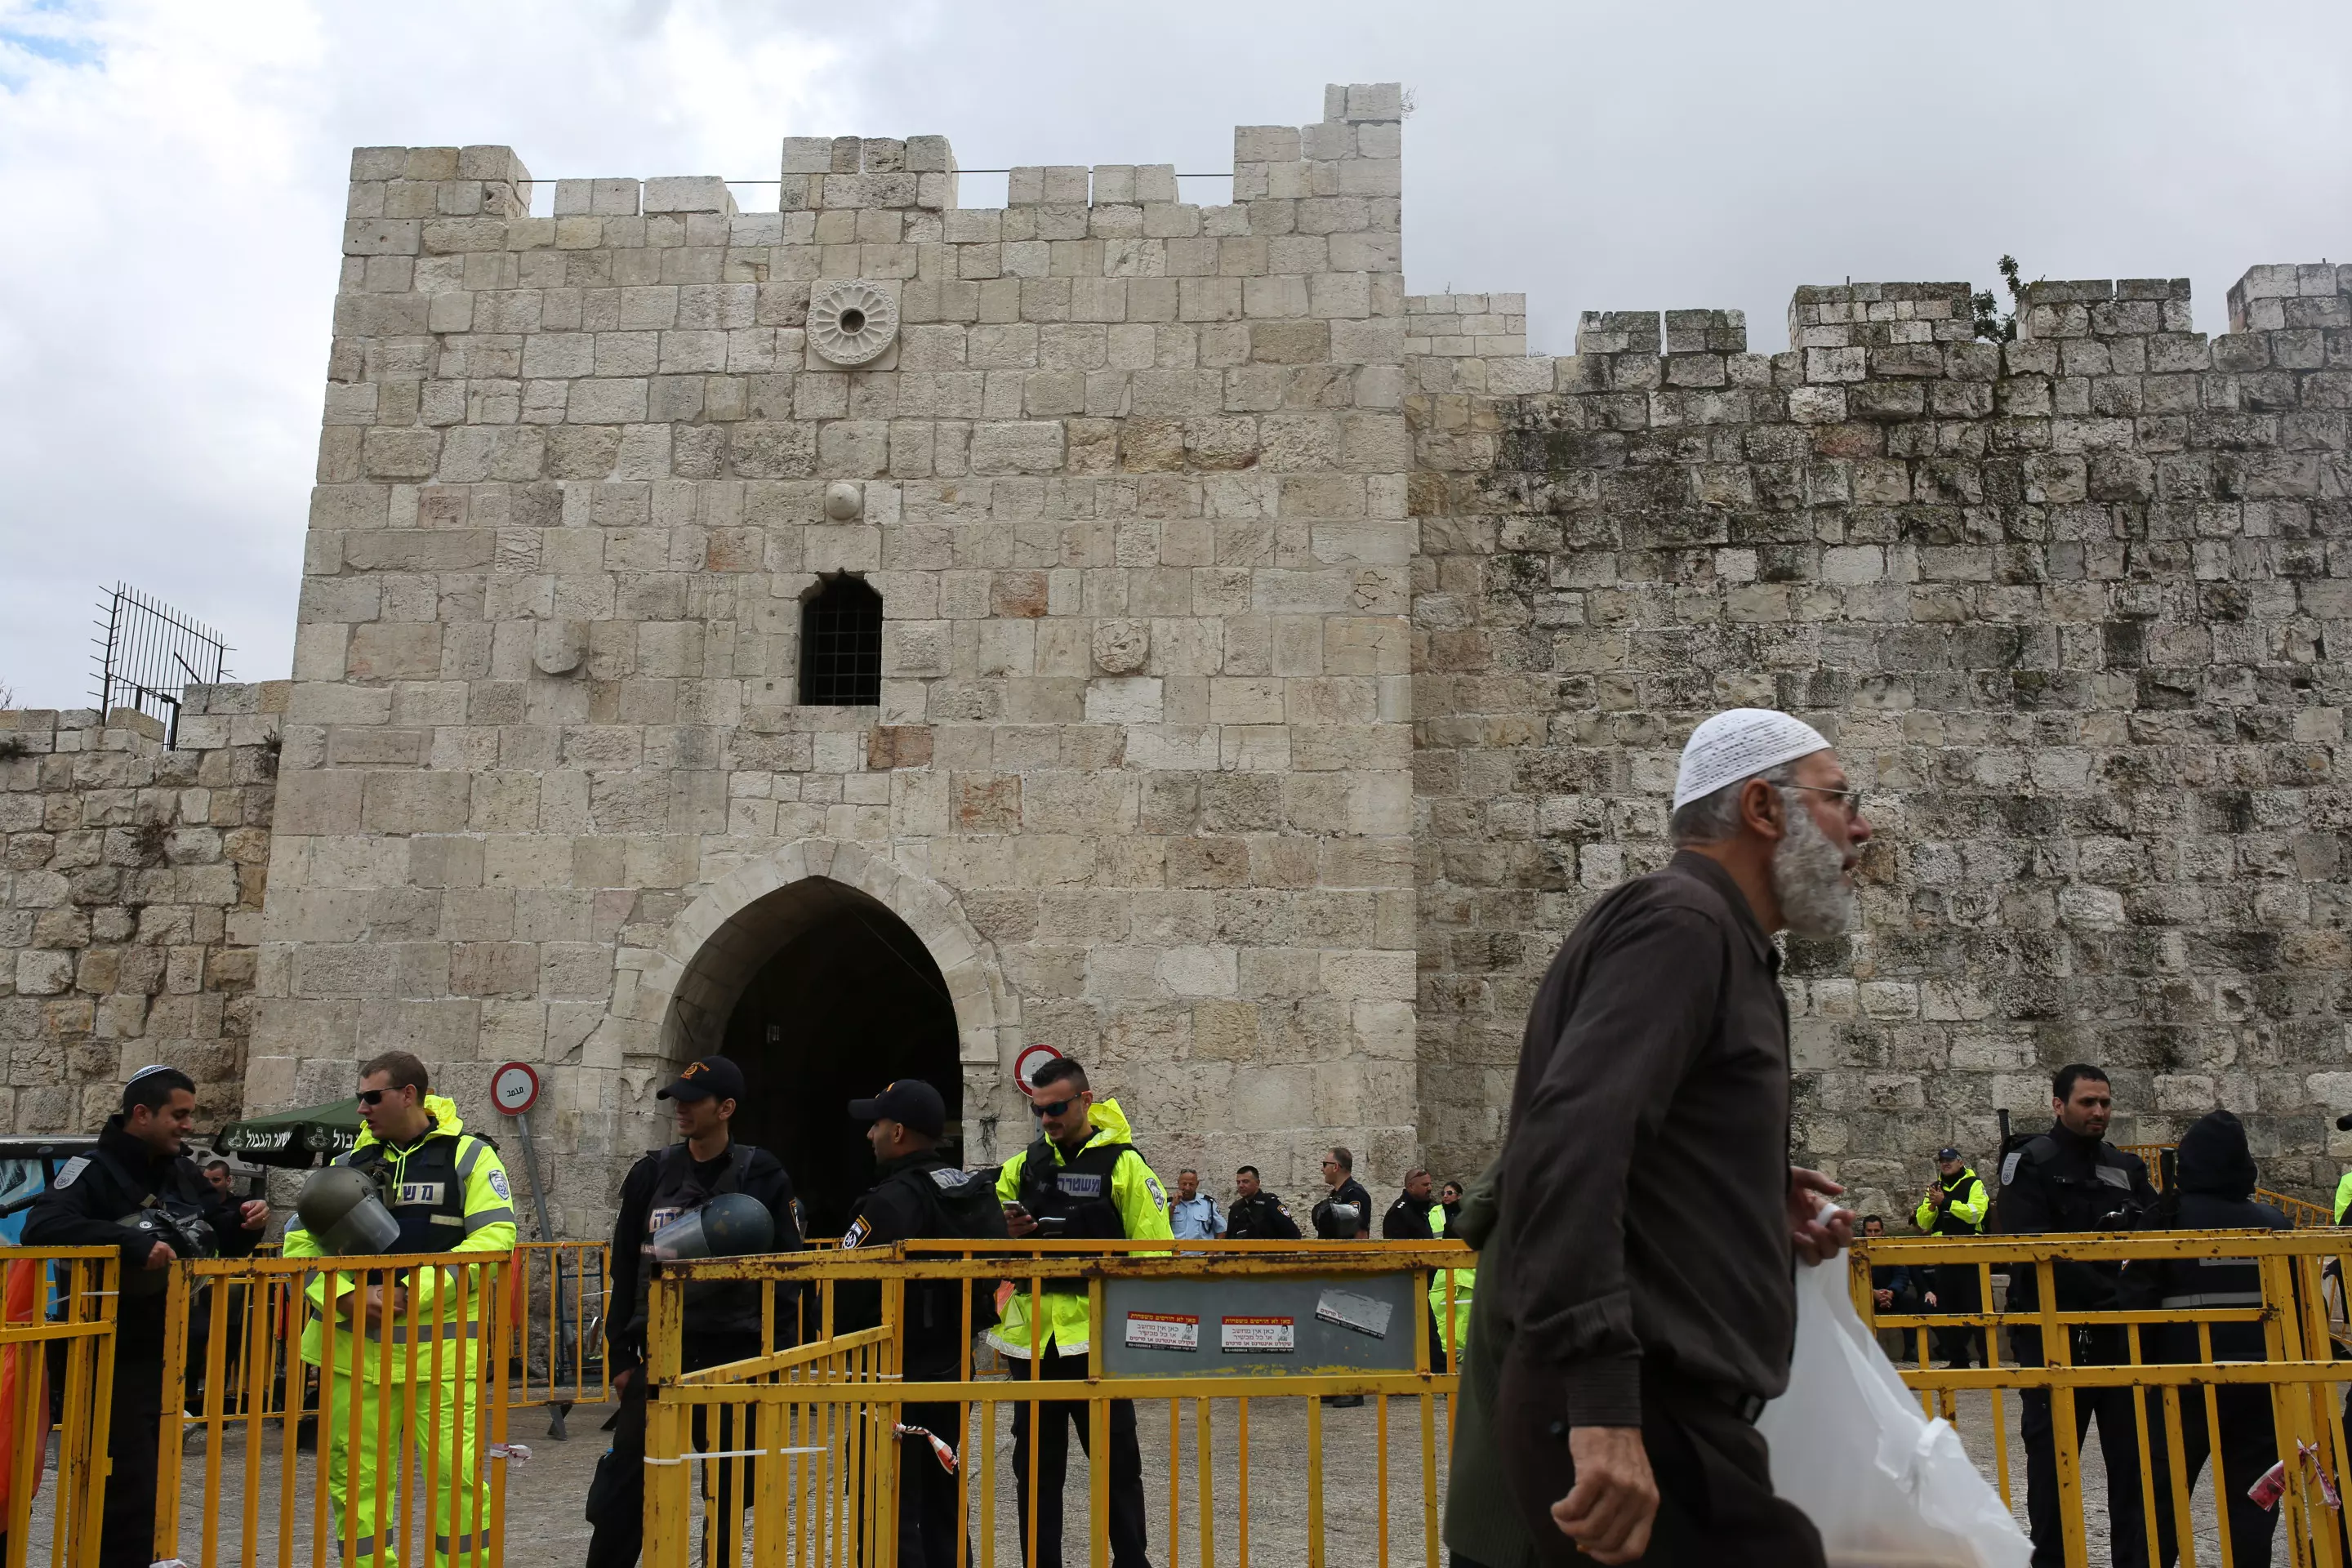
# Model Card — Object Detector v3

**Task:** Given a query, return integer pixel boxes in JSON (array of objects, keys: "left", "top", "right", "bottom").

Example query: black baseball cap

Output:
[
  {"left": 1936, "top": 1147, "right": 1962, "bottom": 1161},
  {"left": 657, "top": 1056, "right": 745, "bottom": 1103},
  {"left": 849, "top": 1079, "right": 947, "bottom": 1139}
]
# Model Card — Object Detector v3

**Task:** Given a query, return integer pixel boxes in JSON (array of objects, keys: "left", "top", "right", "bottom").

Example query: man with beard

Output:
[{"left": 1449, "top": 708, "right": 1868, "bottom": 1568}]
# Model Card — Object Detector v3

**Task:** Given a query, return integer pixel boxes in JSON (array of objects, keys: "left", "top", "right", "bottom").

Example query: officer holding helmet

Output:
[
  {"left": 26, "top": 1066, "right": 265, "bottom": 1568},
  {"left": 586, "top": 1055, "right": 804, "bottom": 1568},
  {"left": 282, "top": 1051, "right": 517, "bottom": 1568}
]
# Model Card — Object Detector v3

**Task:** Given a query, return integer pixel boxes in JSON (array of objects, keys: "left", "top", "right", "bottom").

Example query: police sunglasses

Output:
[
  {"left": 355, "top": 1088, "right": 401, "bottom": 1106},
  {"left": 1030, "top": 1095, "right": 1078, "bottom": 1118}
]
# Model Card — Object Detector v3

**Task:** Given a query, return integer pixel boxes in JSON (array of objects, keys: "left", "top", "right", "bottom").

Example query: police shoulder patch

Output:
[
  {"left": 488, "top": 1170, "right": 511, "bottom": 1202},
  {"left": 928, "top": 1167, "right": 971, "bottom": 1191},
  {"left": 2001, "top": 1151, "right": 2024, "bottom": 1185},
  {"left": 52, "top": 1156, "right": 87, "bottom": 1189},
  {"left": 1144, "top": 1176, "right": 1166, "bottom": 1211},
  {"left": 841, "top": 1217, "right": 870, "bottom": 1250}
]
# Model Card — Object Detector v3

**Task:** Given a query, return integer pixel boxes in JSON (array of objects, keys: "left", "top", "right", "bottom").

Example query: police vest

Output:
[
  {"left": 345, "top": 1133, "right": 474, "bottom": 1253},
  {"left": 2004, "top": 1135, "right": 2143, "bottom": 1233},
  {"left": 1017, "top": 1137, "right": 1130, "bottom": 1294},
  {"left": 2146, "top": 1192, "right": 2274, "bottom": 1362},
  {"left": 631, "top": 1143, "right": 760, "bottom": 1338},
  {"left": 1927, "top": 1172, "right": 1986, "bottom": 1236}
]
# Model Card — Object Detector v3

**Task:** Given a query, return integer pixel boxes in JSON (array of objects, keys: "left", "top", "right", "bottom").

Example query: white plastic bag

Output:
[{"left": 1757, "top": 1258, "right": 2030, "bottom": 1568}]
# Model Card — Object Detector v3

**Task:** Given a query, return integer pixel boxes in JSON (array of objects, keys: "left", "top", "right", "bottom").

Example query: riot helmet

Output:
[
  {"left": 648, "top": 1192, "right": 775, "bottom": 1262},
  {"left": 296, "top": 1165, "right": 402, "bottom": 1256}
]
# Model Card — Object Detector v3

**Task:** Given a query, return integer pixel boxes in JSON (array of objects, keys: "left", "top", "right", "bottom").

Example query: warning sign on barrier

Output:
[
  {"left": 1220, "top": 1316, "right": 1295, "bottom": 1354},
  {"left": 1125, "top": 1311, "right": 1199, "bottom": 1352},
  {"left": 1102, "top": 1272, "right": 1422, "bottom": 1378}
]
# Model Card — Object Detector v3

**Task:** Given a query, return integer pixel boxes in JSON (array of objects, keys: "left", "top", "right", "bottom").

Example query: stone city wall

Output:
[
  {"left": 1410, "top": 265, "right": 2352, "bottom": 1216},
  {"left": 256, "top": 84, "right": 1419, "bottom": 1237},
  {"left": 0, "top": 684, "right": 283, "bottom": 1130}
]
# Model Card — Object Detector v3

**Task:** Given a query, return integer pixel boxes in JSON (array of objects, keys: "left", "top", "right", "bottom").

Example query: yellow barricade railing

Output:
[
  {"left": 1859, "top": 1229, "right": 2352, "bottom": 1568},
  {"left": 156, "top": 1250, "right": 519, "bottom": 1568},
  {"left": 0, "top": 1249, "right": 118, "bottom": 1568},
  {"left": 644, "top": 1239, "right": 1470, "bottom": 1568},
  {"left": 510, "top": 1241, "right": 609, "bottom": 1411}
]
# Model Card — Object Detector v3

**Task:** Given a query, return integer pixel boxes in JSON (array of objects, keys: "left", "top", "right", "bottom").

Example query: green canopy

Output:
[{"left": 215, "top": 1097, "right": 361, "bottom": 1167}]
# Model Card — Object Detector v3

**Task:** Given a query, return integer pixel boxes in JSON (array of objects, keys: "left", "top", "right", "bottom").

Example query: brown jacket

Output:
[{"left": 1493, "top": 849, "right": 1797, "bottom": 1428}]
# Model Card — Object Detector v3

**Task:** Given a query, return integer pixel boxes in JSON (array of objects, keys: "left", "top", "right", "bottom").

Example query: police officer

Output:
[
  {"left": 1224, "top": 1165, "right": 1299, "bottom": 1240},
  {"left": 1913, "top": 1145, "right": 1990, "bottom": 1369},
  {"left": 588, "top": 1055, "right": 803, "bottom": 1568},
  {"left": 2118, "top": 1110, "right": 2284, "bottom": 1568},
  {"left": 1382, "top": 1167, "right": 1443, "bottom": 1240},
  {"left": 1998, "top": 1064, "right": 2157, "bottom": 1568},
  {"left": 25, "top": 1066, "right": 265, "bottom": 1568},
  {"left": 840, "top": 1079, "right": 1007, "bottom": 1568},
  {"left": 281, "top": 1051, "right": 516, "bottom": 1568},
  {"left": 1312, "top": 1147, "right": 1372, "bottom": 1241},
  {"left": 991, "top": 1058, "right": 1170, "bottom": 1568}
]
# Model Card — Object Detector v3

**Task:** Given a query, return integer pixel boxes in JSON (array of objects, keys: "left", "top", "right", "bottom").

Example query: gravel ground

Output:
[{"left": 16, "top": 1379, "right": 2315, "bottom": 1566}]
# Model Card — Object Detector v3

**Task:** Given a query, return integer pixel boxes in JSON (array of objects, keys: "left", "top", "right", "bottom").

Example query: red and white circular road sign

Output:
[
  {"left": 1013, "top": 1045, "right": 1062, "bottom": 1098},
  {"left": 491, "top": 1061, "right": 541, "bottom": 1116}
]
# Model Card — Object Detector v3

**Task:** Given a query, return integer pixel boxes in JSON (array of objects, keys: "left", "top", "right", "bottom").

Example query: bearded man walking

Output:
[{"left": 1448, "top": 709, "right": 1871, "bottom": 1568}]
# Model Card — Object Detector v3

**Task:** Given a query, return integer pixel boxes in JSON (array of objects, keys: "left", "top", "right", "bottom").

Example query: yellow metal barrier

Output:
[
  {"left": 0, "top": 1249, "right": 118, "bottom": 1568},
  {"left": 1860, "top": 1229, "right": 2352, "bottom": 1568},
  {"left": 643, "top": 1239, "right": 1468, "bottom": 1568},
  {"left": 155, "top": 1250, "right": 519, "bottom": 1568},
  {"left": 510, "top": 1241, "right": 609, "bottom": 1410}
]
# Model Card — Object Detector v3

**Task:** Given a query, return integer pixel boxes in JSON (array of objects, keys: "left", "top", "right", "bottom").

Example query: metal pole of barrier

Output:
[
  {"left": 2125, "top": 1321, "right": 2160, "bottom": 1564},
  {"left": 1236, "top": 1395, "right": 1250, "bottom": 1568},
  {"left": 1306, "top": 1387, "right": 1325, "bottom": 1568},
  {"left": 1196, "top": 1396, "right": 1214, "bottom": 1568},
  {"left": 2038, "top": 1256, "right": 2089, "bottom": 1568},
  {"left": 1088, "top": 1273, "right": 1108, "bottom": 1568},
  {"left": 155, "top": 1261, "right": 194, "bottom": 1568}
]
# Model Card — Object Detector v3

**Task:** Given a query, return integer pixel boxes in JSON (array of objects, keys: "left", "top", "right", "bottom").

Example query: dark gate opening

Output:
[{"left": 718, "top": 884, "right": 962, "bottom": 1241}]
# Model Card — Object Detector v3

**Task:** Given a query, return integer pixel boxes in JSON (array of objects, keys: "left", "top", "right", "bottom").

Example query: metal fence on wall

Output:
[{"left": 91, "top": 581, "right": 229, "bottom": 746}]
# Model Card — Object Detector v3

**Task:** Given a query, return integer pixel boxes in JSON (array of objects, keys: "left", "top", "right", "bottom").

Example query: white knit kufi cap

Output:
[{"left": 1673, "top": 709, "right": 1833, "bottom": 810}]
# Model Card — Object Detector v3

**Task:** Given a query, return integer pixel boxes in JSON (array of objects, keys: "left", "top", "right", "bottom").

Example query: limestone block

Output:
[{"left": 643, "top": 176, "right": 735, "bottom": 216}]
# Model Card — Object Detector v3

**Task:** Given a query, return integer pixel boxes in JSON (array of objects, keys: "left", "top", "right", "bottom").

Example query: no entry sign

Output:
[
  {"left": 491, "top": 1061, "right": 541, "bottom": 1116},
  {"left": 1013, "top": 1044, "right": 1062, "bottom": 1097}
]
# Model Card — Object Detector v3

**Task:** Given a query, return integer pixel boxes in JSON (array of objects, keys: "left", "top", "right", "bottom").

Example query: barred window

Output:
[{"left": 799, "top": 575, "right": 882, "bottom": 706}]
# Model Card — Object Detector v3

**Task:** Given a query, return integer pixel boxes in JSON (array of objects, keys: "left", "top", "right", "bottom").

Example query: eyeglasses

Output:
[
  {"left": 356, "top": 1089, "right": 394, "bottom": 1107},
  {"left": 1030, "top": 1096, "right": 1077, "bottom": 1119},
  {"left": 1786, "top": 783, "right": 1868, "bottom": 820}
]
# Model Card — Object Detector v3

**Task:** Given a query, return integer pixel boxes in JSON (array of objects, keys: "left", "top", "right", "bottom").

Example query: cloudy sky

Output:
[{"left": 2, "top": 1, "right": 2346, "bottom": 706}]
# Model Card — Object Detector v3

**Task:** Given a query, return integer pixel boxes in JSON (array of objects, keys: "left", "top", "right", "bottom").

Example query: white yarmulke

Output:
[{"left": 1673, "top": 709, "right": 1832, "bottom": 809}]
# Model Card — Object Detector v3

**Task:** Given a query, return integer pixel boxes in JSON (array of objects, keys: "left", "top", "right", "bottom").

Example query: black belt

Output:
[{"left": 1647, "top": 1370, "right": 1767, "bottom": 1426}]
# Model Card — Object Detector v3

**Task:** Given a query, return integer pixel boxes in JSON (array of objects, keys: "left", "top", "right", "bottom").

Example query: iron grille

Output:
[
  {"left": 799, "top": 575, "right": 882, "bottom": 706},
  {"left": 91, "top": 582, "right": 230, "bottom": 746}
]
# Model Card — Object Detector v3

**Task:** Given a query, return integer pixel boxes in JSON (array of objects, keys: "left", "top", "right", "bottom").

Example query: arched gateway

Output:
[{"left": 626, "top": 841, "right": 1017, "bottom": 1236}]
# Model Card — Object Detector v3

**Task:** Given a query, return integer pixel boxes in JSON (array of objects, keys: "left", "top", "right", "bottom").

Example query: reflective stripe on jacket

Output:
[
  {"left": 282, "top": 1095, "right": 519, "bottom": 1381},
  {"left": 987, "top": 1098, "right": 1171, "bottom": 1357},
  {"left": 1914, "top": 1169, "right": 1989, "bottom": 1236}
]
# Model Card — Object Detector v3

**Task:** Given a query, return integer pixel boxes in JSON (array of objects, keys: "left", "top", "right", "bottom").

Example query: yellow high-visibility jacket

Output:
[
  {"left": 987, "top": 1099, "right": 1171, "bottom": 1358},
  {"left": 283, "top": 1096, "right": 518, "bottom": 1382},
  {"left": 1913, "top": 1169, "right": 1989, "bottom": 1236}
]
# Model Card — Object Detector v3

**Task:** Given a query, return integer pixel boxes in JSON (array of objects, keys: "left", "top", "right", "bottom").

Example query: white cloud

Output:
[{"left": 2, "top": 1, "right": 2347, "bottom": 703}]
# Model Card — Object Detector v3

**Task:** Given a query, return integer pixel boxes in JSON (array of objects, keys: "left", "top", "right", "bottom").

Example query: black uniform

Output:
[
  {"left": 1225, "top": 1191, "right": 1300, "bottom": 1241},
  {"left": 839, "top": 1152, "right": 1007, "bottom": 1568},
  {"left": 586, "top": 1141, "right": 802, "bottom": 1568},
  {"left": 1381, "top": 1191, "right": 1438, "bottom": 1241},
  {"left": 2118, "top": 1112, "right": 2285, "bottom": 1568},
  {"left": 24, "top": 1120, "right": 257, "bottom": 1568},
  {"left": 1312, "top": 1178, "right": 1373, "bottom": 1240},
  {"left": 1998, "top": 1122, "right": 2158, "bottom": 1568}
]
